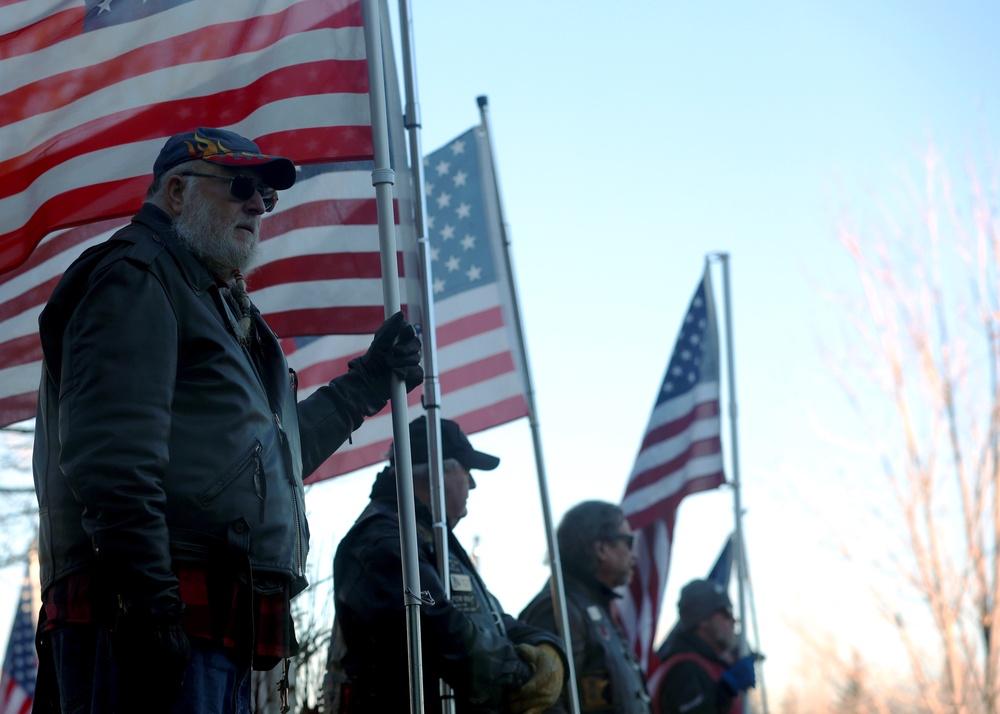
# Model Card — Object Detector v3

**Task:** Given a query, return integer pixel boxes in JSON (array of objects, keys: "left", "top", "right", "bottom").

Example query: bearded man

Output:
[{"left": 31, "top": 127, "right": 423, "bottom": 714}]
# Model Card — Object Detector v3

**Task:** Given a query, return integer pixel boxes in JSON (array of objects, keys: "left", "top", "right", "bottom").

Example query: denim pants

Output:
[{"left": 48, "top": 624, "right": 251, "bottom": 714}]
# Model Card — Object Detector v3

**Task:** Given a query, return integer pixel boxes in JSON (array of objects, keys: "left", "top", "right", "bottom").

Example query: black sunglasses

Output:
[
  {"left": 606, "top": 533, "right": 635, "bottom": 549},
  {"left": 180, "top": 172, "right": 279, "bottom": 212}
]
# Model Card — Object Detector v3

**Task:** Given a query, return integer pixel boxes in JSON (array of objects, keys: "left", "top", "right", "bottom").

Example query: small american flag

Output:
[
  {"left": 617, "top": 267, "right": 726, "bottom": 676},
  {"left": 0, "top": 567, "right": 36, "bottom": 714},
  {"left": 0, "top": 0, "right": 372, "bottom": 274}
]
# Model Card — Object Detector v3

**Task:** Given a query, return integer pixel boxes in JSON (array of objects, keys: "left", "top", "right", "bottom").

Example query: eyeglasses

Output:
[
  {"left": 606, "top": 533, "right": 635, "bottom": 549},
  {"left": 180, "top": 172, "right": 279, "bottom": 212},
  {"left": 717, "top": 609, "right": 736, "bottom": 622}
]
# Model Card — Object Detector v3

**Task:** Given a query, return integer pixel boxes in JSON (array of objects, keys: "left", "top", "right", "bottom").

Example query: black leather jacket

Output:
[
  {"left": 33, "top": 204, "right": 384, "bottom": 616},
  {"left": 333, "top": 468, "right": 566, "bottom": 713},
  {"left": 520, "top": 575, "right": 652, "bottom": 714}
]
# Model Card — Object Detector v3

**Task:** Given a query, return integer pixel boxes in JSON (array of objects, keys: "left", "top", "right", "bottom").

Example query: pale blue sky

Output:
[
  {"left": 4, "top": 0, "right": 1000, "bottom": 705},
  {"left": 367, "top": 0, "right": 1000, "bottom": 701}
]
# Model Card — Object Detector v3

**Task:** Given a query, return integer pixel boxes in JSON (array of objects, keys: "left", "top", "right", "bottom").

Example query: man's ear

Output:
[{"left": 164, "top": 174, "right": 187, "bottom": 216}]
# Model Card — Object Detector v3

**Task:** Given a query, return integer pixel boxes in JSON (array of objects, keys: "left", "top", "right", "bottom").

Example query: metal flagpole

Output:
[
  {"left": 393, "top": 0, "right": 454, "bottom": 711},
  {"left": 477, "top": 96, "right": 581, "bottom": 714},
  {"left": 361, "top": 2, "right": 424, "bottom": 712},
  {"left": 711, "top": 252, "right": 754, "bottom": 714},
  {"left": 740, "top": 536, "right": 770, "bottom": 713}
]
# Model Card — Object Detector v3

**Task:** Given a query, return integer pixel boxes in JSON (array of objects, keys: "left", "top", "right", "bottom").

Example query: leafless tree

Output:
[
  {"left": 830, "top": 134, "right": 1000, "bottom": 713},
  {"left": 780, "top": 615, "right": 927, "bottom": 714},
  {"left": 0, "top": 424, "right": 38, "bottom": 566}
]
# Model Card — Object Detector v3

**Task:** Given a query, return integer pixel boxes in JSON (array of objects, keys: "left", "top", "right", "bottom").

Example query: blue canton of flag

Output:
[
  {"left": 83, "top": 0, "right": 196, "bottom": 31},
  {"left": 658, "top": 280, "right": 719, "bottom": 404},
  {"left": 0, "top": 566, "right": 36, "bottom": 714},
  {"left": 423, "top": 129, "right": 499, "bottom": 300}
]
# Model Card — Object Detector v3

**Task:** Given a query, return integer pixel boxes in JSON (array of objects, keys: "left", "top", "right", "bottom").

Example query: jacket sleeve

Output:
[
  {"left": 56, "top": 259, "right": 180, "bottom": 616},
  {"left": 295, "top": 364, "right": 388, "bottom": 478}
]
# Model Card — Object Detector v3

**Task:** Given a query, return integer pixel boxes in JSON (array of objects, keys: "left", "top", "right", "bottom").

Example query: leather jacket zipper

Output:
[
  {"left": 273, "top": 412, "right": 304, "bottom": 576},
  {"left": 253, "top": 448, "right": 265, "bottom": 522}
]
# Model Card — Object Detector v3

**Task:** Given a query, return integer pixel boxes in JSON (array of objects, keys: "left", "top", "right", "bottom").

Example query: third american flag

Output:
[{"left": 617, "top": 267, "right": 726, "bottom": 675}]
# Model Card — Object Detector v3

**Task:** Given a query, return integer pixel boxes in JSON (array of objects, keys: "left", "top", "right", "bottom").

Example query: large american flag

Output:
[
  {"left": 0, "top": 0, "right": 372, "bottom": 275},
  {"left": 617, "top": 268, "right": 727, "bottom": 676},
  {"left": 0, "top": 566, "right": 36, "bottom": 714},
  {"left": 0, "top": 125, "right": 529, "bottom": 481}
]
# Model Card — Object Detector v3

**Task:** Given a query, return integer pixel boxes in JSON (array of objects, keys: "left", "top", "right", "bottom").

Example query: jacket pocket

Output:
[{"left": 196, "top": 439, "right": 264, "bottom": 510}]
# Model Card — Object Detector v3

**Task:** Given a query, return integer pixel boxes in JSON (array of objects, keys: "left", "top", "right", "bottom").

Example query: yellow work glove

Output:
[{"left": 509, "top": 642, "right": 565, "bottom": 714}]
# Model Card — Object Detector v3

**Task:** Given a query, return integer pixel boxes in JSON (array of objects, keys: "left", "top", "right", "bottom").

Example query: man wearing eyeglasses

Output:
[
  {"left": 652, "top": 579, "right": 757, "bottom": 714},
  {"left": 32, "top": 127, "right": 423, "bottom": 713},
  {"left": 519, "top": 500, "right": 652, "bottom": 713}
]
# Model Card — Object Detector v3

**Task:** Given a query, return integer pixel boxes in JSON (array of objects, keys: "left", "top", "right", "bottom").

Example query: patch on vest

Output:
[{"left": 580, "top": 673, "right": 611, "bottom": 710}]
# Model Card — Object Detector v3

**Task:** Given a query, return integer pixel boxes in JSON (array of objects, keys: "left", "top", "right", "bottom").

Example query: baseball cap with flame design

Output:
[{"left": 153, "top": 127, "right": 296, "bottom": 190}]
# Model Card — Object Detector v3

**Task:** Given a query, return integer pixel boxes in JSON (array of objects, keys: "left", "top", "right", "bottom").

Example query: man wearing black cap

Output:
[
  {"left": 332, "top": 415, "right": 567, "bottom": 713},
  {"left": 652, "top": 579, "right": 757, "bottom": 714},
  {"left": 32, "top": 127, "right": 422, "bottom": 713}
]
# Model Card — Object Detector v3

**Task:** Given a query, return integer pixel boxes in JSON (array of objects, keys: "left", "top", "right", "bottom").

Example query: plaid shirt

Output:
[{"left": 41, "top": 565, "right": 295, "bottom": 669}]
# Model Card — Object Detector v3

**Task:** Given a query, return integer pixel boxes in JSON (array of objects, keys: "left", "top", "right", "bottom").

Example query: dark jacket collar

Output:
[
  {"left": 668, "top": 628, "right": 731, "bottom": 667},
  {"left": 566, "top": 573, "right": 621, "bottom": 607},
  {"left": 369, "top": 467, "right": 435, "bottom": 526},
  {"left": 134, "top": 203, "right": 217, "bottom": 295}
]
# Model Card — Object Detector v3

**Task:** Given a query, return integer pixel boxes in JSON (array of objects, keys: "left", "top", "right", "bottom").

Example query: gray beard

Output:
[{"left": 173, "top": 194, "right": 260, "bottom": 278}]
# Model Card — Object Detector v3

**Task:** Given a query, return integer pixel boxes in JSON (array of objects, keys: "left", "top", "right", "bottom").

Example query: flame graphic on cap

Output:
[
  {"left": 182, "top": 129, "right": 271, "bottom": 163},
  {"left": 184, "top": 130, "right": 234, "bottom": 160}
]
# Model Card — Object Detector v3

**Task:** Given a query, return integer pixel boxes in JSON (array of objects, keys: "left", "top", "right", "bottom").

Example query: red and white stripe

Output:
[
  {"left": 0, "top": 0, "right": 371, "bottom": 274},
  {"left": 0, "top": 674, "right": 31, "bottom": 714},
  {"left": 0, "top": 219, "right": 119, "bottom": 426},
  {"left": 0, "top": 565, "right": 37, "bottom": 714},
  {"left": 253, "top": 164, "right": 412, "bottom": 337},
  {"left": 290, "top": 279, "right": 529, "bottom": 483}
]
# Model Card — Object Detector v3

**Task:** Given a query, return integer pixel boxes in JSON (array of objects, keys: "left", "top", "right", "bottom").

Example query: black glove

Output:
[
  {"left": 720, "top": 653, "right": 757, "bottom": 694},
  {"left": 113, "top": 606, "right": 193, "bottom": 713},
  {"left": 348, "top": 311, "right": 423, "bottom": 400}
]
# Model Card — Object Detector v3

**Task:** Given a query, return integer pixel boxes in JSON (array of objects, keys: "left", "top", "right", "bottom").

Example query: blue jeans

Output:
[{"left": 49, "top": 624, "right": 251, "bottom": 713}]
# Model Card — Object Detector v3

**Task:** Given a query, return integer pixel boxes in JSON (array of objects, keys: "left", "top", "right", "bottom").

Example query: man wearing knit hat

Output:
[{"left": 652, "top": 579, "right": 758, "bottom": 714}]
